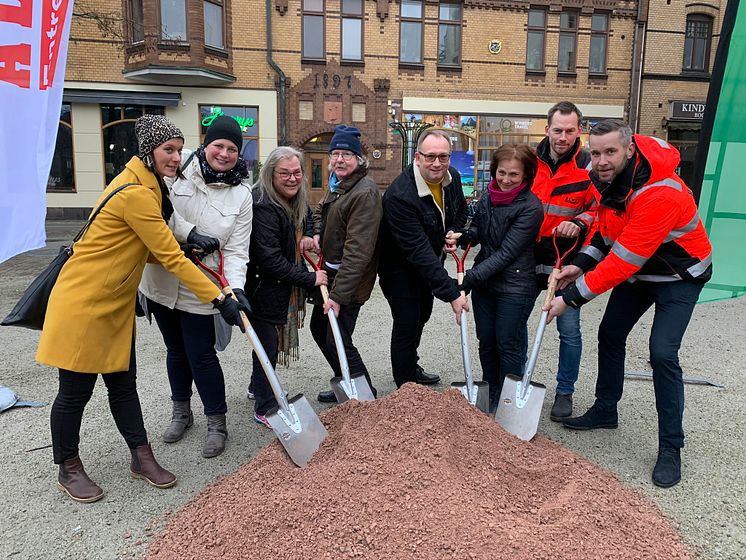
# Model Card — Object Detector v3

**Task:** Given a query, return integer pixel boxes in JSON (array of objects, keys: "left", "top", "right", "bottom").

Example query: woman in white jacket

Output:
[{"left": 139, "top": 115, "right": 252, "bottom": 458}]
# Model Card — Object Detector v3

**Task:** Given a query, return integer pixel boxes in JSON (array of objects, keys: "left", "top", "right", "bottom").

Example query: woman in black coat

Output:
[
  {"left": 245, "top": 146, "right": 327, "bottom": 426},
  {"left": 450, "top": 144, "right": 544, "bottom": 413}
]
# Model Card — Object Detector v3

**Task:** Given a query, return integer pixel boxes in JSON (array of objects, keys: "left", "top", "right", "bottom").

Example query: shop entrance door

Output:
[{"left": 305, "top": 153, "right": 329, "bottom": 206}]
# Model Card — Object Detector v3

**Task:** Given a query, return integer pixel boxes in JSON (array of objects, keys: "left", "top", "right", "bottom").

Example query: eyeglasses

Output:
[
  {"left": 330, "top": 151, "right": 355, "bottom": 161},
  {"left": 274, "top": 170, "right": 303, "bottom": 180},
  {"left": 418, "top": 151, "right": 451, "bottom": 164}
]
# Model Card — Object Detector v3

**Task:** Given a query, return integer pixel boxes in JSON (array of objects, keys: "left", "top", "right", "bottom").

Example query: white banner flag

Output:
[{"left": 0, "top": 0, "right": 74, "bottom": 263}]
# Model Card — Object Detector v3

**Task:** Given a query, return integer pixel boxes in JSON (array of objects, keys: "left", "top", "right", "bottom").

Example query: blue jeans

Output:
[
  {"left": 595, "top": 280, "right": 703, "bottom": 449},
  {"left": 521, "top": 304, "right": 582, "bottom": 395},
  {"left": 472, "top": 289, "right": 536, "bottom": 404}
]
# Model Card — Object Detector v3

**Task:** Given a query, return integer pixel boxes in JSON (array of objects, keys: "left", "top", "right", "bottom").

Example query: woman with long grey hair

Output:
[{"left": 244, "top": 146, "right": 327, "bottom": 426}]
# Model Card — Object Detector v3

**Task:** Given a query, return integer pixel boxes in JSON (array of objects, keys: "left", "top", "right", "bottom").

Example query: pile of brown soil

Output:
[{"left": 146, "top": 384, "right": 692, "bottom": 560}]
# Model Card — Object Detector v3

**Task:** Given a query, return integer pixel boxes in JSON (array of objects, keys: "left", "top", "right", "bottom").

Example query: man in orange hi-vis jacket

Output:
[{"left": 545, "top": 119, "right": 712, "bottom": 489}]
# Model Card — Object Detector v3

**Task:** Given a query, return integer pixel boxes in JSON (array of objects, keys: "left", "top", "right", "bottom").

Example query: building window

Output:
[
  {"left": 302, "top": 0, "right": 325, "bottom": 60},
  {"left": 204, "top": 0, "right": 224, "bottom": 49},
  {"left": 400, "top": 0, "right": 423, "bottom": 65},
  {"left": 341, "top": 0, "right": 363, "bottom": 61},
  {"left": 129, "top": 0, "right": 144, "bottom": 43},
  {"left": 438, "top": 2, "right": 461, "bottom": 67},
  {"left": 47, "top": 104, "right": 75, "bottom": 193},
  {"left": 558, "top": 10, "right": 578, "bottom": 73},
  {"left": 101, "top": 105, "right": 164, "bottom": 185},
  {"left": 299, "top": 101, "right": 314, "bottom": 120},
  {"left": 160, "top": 0, "right": 187, "bottom": 41},
  {"left": 589, "top": 12, "right": 608, "bottom": 74},
  {"left": 683, "top": 14, "right": 713, "bottom": 72},
  {"left": 352, "top": 102, "right": 366, "bottom": 122},
  {"left": 526, "top": 8, "right": 546, "bottom": 71},
  {"left": 200, "top": 105, "right": 260, "bottom": 169}
]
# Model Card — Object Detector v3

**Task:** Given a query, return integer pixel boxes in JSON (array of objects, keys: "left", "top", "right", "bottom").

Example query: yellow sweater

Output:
[{"left": 426, "top": 179, "right": 443, "bottom": 210}]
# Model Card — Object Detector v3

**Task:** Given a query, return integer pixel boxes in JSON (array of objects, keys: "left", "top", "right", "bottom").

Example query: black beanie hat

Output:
[
  {"left": 328, "top": 125, "right": 363, "bottom": 156},
  {"left": 204, "top": 115, "right": 244, "bottom": 151}
]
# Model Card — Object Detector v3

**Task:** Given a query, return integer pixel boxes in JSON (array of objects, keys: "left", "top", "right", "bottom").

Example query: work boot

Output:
[
  {"left": 414, "top": 365, "right": 440, "bottom": 385},
  {"left": 57, "top": 455, "right": 104, "bottom": 503},
  {"left": 550, "top": 393, "right": 573, "bottom": 422},
  {"left": 652, "top": 447, "right": 681, "bottom": 488},
  {"left": 130, "top": 443, "right": 177, "bottom": 488},
  {"left": 162, "top": 400, "right": 193, "bottom": 443},
  {"left": 202, "top": 414, "right": 228, "bottom": 458},
  {"left": 562, "top": 403, "right": 618, "bottom": 430}
]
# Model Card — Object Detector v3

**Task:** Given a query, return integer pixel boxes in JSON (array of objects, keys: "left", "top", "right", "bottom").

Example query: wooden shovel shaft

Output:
[{"left": 522, "top": 268, "right": 559, "bottom": 396}]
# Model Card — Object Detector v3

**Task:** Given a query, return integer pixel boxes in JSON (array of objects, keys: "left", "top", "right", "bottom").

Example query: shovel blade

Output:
[
  {"left": 330, "top": 373, "right": 376, "bottom": 403},
  {"left": 451, "top": 381, "right": 491, "bottom": 414},
  {"left": 494, "top": 374, "right": 547, "bottom": 441},
  {"left": 266, "top": 394, "right": 328, "bottom": 468}
]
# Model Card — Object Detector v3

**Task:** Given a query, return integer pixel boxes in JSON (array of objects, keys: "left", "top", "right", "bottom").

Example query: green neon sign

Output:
[{"left": 201, "top": 107, "right": 255, "bottom": 132}]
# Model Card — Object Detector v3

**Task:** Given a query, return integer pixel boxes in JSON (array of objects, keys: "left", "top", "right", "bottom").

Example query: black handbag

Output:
[{"left": 1, "top": 183, "right": 135, "bottom": 330}]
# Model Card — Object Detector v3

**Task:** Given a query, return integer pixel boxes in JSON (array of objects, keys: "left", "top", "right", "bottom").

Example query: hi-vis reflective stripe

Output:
[
  {"left": 628, "top": 178, "right": 682, "bottom": 203},
  {"left": 611, "top": 241, "right": 648, "bottom": 267},
  {"left": 664, "top": 212, "right": 700, "bottom": 242},
  {"left": 650, "top": 137, "right": 671, "bottom": 149},
  {"left": 688, "top": 252, "right": 712, "bottom": 277},
  {"left": 543, "top": 203, "right": 579, "bottom": 217},
  {"left": 579, "top": 245, "right": 605, "bottom": 262},
  {"left": 576, "top": 275, "right": 598, "bottom": 300},
  {"left": 602, "top": 235, "right": 614, "bottom": 245},
  {"left": 576, "top": 212, "right": 594, "bottom": 224},
  {"left": 536, "top": 264, "right": 554, "bottom": 275}
]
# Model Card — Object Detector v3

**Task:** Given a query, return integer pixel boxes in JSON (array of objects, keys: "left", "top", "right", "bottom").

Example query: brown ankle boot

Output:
[
  {"left": 58, "top": 455, "right": 104, "bottom": 503},
  {"left": 130, "top": 443, "right": 177, "bottom": 489}
]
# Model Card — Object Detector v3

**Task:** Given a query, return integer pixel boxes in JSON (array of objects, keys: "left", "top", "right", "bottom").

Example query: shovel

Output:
[
  {"left": 495, "top": 233, "right": 579, "bottom": 441},
  {"left": 194, "top": 251, "right": 327, "bottom": 467},
  {"left": 448, "top": 241, "right": 490, "bottom": 413},
  {"left": 302, "top": 251, "right": 375, "bottom": 403}
]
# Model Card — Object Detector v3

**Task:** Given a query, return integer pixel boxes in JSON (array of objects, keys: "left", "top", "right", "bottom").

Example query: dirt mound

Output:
[{"left": 146, "top": 384, "right": 692, "bottom": 560}]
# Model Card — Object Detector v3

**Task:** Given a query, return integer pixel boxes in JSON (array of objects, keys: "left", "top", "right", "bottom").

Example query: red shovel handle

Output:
[
  {"left": 193, "top": 250, "right": 230, "bottom": 292},
  {"left": 552, "top": 231, "right": 579, "bottom": 269},
  {"left": 302, "top": 250, "right": 330, "bottom": 302}
]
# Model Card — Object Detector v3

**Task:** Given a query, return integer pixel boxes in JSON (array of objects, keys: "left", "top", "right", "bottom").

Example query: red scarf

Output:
[{"left": 488, "top": 179, "right": 529, "bottom": 206}]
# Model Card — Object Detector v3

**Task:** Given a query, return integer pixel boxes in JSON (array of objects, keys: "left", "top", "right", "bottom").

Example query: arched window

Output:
[
  {"left": 683, "top": 14, "right": 713, "bottom": 73},
  {"left": 101, "top": 105, "right": 165, "bottom": 185}
]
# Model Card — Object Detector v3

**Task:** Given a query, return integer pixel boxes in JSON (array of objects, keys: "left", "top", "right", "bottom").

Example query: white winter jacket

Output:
[{"left": 139, "top": 152, "right": 253, "bottom": 315}]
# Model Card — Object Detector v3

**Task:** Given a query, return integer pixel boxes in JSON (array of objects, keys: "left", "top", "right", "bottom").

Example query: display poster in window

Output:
[
  {"left": 450, "top": 150, "right": 475, "bottom": 197},
  {"left": 404, "top": 113, "right": 423, "bottom": 123},
  {"left": 443, "top": 115, "right": 459, "bottom": 129},
  {"left": 459, "top": 115, "right": 477, "bottom": 135},
  {"left": 423, "top": 114, "right": 444, "bottom": 127}
]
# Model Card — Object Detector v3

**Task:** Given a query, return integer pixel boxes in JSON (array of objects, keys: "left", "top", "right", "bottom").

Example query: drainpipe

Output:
[{"left": 266, "top": 0, "right": 287, "bottom": 145}]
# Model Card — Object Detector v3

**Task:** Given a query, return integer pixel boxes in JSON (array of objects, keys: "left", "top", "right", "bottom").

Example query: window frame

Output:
[
  {"left": 203, "top": 0, "right": 226, "bottom": 51},
  {"left": 199, "top": 105, "right": 260, "bottom": 174},
  {"left": 557, "top": 9, "right": 578, "bottom": 75},
  {"left": 682, "top": 13, "right": 713, "bottom": 73},
  {"left": 159, "top": 0, "right": 189, "bottom": 43},
  {"left": 525, "top": 7, "right": 547, "bottom": 73},
  {"left": 340, "top": 0, "right": 364, "bottom": 63},
  {"left": 437, "top": 1, "right": 462, "bottom": 69},
  {"left": 128, "top": 0, "right": 145, "bottom": 44},
  {"left": 302, "top": 0, "right": 326, "bottom": 62},
  {"left": 589, "top": 11, "right": 609, "bottom": 75},
  {"left": 399, "top": 0, "right": 424, "bottom": 66}
]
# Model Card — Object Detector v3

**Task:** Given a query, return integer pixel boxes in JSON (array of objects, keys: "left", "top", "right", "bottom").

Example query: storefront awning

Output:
[{"left": 62, "top": 89, "right": 181, "bottom": 107}]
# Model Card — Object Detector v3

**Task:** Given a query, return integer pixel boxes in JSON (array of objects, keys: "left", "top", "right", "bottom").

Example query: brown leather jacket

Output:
[{"left": 313, "top": 166, "right": 382, "bottom": 305}]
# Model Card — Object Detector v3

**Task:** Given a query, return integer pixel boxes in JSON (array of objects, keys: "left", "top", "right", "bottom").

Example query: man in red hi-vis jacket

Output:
[{"left": 546, "top": 119, "right": 712, "bottom": 489}]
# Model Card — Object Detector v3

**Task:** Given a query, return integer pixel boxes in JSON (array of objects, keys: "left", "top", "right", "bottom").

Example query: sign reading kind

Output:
[{"left": 0, "top": 0, "right": 71, "bottom": 89}]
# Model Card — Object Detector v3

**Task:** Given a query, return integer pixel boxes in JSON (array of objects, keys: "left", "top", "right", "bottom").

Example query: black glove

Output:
[
  {"left": 213, "top": 295, "right": 246, "bottom": 332},
  {"left": 232, "top": 289, "right": 252, "bottom": 316},
  {"left": 457, "top": 274, "right": 474, "bottom": 295},
  {"left": 180, "top": 243, "right": 202, "bottom": 260},
  {"left": 187, "top": 228, "right": 220, "bottom": 255},
  {"left": 456, "top": 229, "right": 474, "bottom": 249}
]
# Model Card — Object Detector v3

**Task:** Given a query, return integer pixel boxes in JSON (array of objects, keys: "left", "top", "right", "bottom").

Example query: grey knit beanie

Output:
[{"left": 135, "top": 115, "right": 184, "bottom": 158}]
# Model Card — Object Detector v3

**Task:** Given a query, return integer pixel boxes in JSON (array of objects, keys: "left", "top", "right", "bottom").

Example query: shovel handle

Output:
[{"left": 542, "top": 268, "right": 560, "bottom": 307}]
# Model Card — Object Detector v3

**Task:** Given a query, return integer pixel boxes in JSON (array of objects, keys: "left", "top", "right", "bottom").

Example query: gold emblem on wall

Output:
[{"left": 488, "top": 40, "right": 502, "bottom": 55}]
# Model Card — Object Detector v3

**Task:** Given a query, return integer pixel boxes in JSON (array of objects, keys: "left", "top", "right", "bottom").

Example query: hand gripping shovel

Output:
[
  {"left": 495, "top": 233, "right": 579, "bottom": 441},
  {"left": 449, "top": 242, "right": 490, "bottom": 413},
  {"left": 194, "top": 251, "right": 327, "bottom": 468},
  {"left": 302, "top": 251, "right": 375, "bottom": 403}
]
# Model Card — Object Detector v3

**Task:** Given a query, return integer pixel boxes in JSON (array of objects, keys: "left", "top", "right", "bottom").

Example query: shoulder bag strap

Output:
[
  {"left": 181, "top": 152, "right": 195, "bottom": 172},
  {"left": 72, "top": 182, "right": 137, "bottom": 243}
]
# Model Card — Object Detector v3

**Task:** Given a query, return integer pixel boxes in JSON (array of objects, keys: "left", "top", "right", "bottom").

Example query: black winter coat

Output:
[
  {"left": 464, "top": 187, "right": 544, "bottom": 296},
  {"left": 245, "top": 188, "right": 316, "bottom": 324},
  {"left": 378, "top": 165, "right": 468, "bottom": 302}
]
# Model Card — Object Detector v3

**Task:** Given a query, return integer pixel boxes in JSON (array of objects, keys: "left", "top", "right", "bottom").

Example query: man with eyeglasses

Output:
[
  {"left": 311, "top": 125, "right": 382, "bottom": 403},
  {"left": 378, "top": 128, "right": 469, "bottom": 389}
]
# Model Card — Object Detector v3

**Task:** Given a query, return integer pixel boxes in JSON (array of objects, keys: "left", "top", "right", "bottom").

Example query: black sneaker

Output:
[
  {"left": 562, "top": 403, "right": 618, "bottom": 430},
  {"left": 652, "top": 447, "right": 681, "bottom": 488},
  {"left": 550, "top": 393, "right": 573, "bottom": 421}
]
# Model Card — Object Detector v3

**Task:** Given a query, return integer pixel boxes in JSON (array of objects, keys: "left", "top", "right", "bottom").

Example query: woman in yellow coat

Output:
[{"left": 36, "top": 115, "right": 247, "bottom": 503}]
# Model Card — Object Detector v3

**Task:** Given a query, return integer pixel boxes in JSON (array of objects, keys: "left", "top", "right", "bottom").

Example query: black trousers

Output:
[
  {"left": 309, "top": 302, "right": 375, "bottom": 390},
  {"left": 50, "top": 340, "right": 147, "bottom": 464},
  {"left": 379, "top": 275, "right": 434, "bottom": 387},
  {"left": 595, "top": 280, "right": 703, "bottom": 449},
  {"left": 250, "top": 317, "right": 280, "bottom": 416},
  {"left": 148, "top": 299, "right": 227, "bottom": 416}
]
